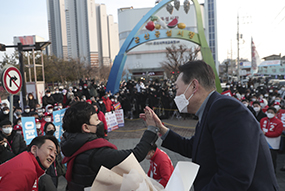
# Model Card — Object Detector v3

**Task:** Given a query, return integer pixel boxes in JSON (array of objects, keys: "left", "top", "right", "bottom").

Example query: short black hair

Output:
[
  {"left": 0, "top": 120, "right": 12, "bottom": 127},
  {"left": 28, "top": 135, "right": 58, "bottom": 152},
  {"left": 252, "top": 101, "right": 260, "bottom": 106},
  {"left": 267, "top": 107, "right": 277, "bottom": 114},
  {"left": 149, "top": 143, "right": 157, "bottom": 152},
  {"left": 178, "top": 60, "right": 216, "bottom": 90},
  {"left": 44, "top": 122, "right": 56, "bottom": 133},
  {"left": 62, "top": 101, "right": 96, "bottom": 133}
]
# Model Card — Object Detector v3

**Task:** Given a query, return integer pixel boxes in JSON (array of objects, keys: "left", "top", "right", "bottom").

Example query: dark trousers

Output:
[{"left": 270, "top": 149, "right": 278, "bottom": 174}]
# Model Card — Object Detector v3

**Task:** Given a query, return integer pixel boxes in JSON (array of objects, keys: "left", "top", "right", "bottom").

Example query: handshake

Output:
[{"left": 139, "top": 106, "right": 169, "bottom": 136}]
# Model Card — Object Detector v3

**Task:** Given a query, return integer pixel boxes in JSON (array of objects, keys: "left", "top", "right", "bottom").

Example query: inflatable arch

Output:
[{"left": 106, "top": 0, "right": 222, "bottom": 93}]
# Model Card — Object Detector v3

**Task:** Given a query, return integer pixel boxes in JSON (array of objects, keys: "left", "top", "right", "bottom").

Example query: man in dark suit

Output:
[
  {"left": 251, "top": 101, "right": 267, "bottom": 122},
  {"left": 143, "top": 60, "right": 278, "bottom": 191}
]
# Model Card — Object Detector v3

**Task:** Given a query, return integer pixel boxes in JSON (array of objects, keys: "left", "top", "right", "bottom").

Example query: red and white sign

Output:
[
  {"left": 105, "top": 111, "right": 119, "bottom": 132},
  {"left": 221, "top": 90, "right": 232, "bottom": 97},
  {"left": 1, "top": 66, "right": 22, "bottom": 94},
  {"left": 115, "top": 109, "right": 124, "bottom": 127}
]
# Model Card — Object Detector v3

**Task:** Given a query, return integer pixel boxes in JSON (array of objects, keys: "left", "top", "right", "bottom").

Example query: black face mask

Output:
[
  {"left": 96, "top": 122, "right": 105, "bottom": 138},
  {"left": 46, "top": 130, "right": 55, "bottom": 136}
]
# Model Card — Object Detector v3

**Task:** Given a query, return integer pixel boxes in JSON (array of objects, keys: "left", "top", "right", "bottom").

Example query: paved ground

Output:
[{"left": 58, "top": 117, "right": 285, "bottom": 190}]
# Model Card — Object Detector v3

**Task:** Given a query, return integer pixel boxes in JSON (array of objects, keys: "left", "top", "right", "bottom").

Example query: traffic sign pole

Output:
[{"left": 9, "top": 95, "right": 13, "bottom": 123}]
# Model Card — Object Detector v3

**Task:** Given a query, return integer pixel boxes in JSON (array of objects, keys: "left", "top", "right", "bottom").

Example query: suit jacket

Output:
[
  {"left": 162, "top": 91, "right": 278, "bottom": 191},
  {"left": 251, "top": 109, "right": 267, "bottom": 122}
]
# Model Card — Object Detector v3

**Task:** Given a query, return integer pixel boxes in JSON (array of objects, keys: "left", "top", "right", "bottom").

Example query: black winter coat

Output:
[
  {"left": 0, "top": 131, "right": 27, "bottom": 155},
  {"left": 52, "top": 93, "right": 63, "bottom": 104},
  {"left": 61, "top": 130, "right": 157, "bottom": 191},
  {"left": 28, "top": 98, "right": 38, "bottom": 111},
  {"left": 42, "top": 96, "right": 55, "bottom": 107}
]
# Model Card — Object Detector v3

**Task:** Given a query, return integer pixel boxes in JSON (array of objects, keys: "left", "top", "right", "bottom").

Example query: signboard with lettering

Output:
[
  {"left": 22, "top": 117, "right": 37, "bottom": 145},
  {"left": 52, "top": 108, "right": 66, "bottom": 142},
  {"left": 105, "top": 112, "right": 119, "bottom": 132},
  {"left": 115, "top": 109, "right": 124, "bottom": 127}
]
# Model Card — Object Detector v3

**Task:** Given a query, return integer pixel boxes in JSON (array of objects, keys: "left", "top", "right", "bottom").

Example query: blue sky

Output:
[{"left": 1, "top": 0, "right": 285, "bottom": 63}]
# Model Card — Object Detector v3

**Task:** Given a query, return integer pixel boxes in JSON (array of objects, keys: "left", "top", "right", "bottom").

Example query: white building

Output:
[
  {"left": 47, "top": 1, "right": 119, "bottom": 67},
  {"left": 118, "top": 1, "right": 217, "bottom": 79}
]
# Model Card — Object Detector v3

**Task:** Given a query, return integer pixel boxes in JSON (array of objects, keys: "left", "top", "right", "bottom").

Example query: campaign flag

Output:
[
  {"left": 22, "top": 117, "right": 37, "bottom": 145},
  {"left": 113, "top": 102, "right": 122, "bottom": 110},
  {"left": 53, "top": 108, "right": 66, "bottom": 142},
  {"left": 115, "top": 109, "right": 124, "bottom": 127},
  {"left": 105, "top": 111, "right": 119, "bottom": 132},
  {"left": 251, "top": 38, "right": 261, "bottom": 75},
  {"left": 221, "top": 90, "right": 232, "bottom": 97}
]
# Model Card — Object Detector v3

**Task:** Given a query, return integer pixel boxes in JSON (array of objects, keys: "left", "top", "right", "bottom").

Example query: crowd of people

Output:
[{"left": 0, "top": 62, "right": 285, "bottom": 190}]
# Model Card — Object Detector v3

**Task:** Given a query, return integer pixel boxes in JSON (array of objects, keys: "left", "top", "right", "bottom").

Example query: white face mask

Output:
[
  {"left": 174, "top": 81, "right": 194, "bottom": 113},
  {"left": 274, "top": 105, "right": 280, "bottom": 111},
  {"left": 36, "top": 124, "right": 41, "bottom": 129},
  {"left": 59, "top": 106, "right": 63, "bottom": 109},
  {"left": 243, "top": 103, "right": 248, "bottom": 107},
  {"left": 2, "top": 127, "right": 13, "bottom": 134},
  {"left": 18, "top": 122, "right": 22, "bottom": 126},
  {"left": 3, "top": 142, "right": 7, "bottom": 147},
  {"left": 25, "top": 109, "right": 30, "bottom": 113},
  {"left": 252, "top": 98, "right": 256, "bottom": 102},
  {"left": 253, "top": 107, "right": 260, "bottom": 112},
  {"left": 272, "top": 96, "right": 276, "bottom": 100},
  {"left": 3, "top": 110, "right": 9, "bottom": 115},
  {"left": 267, "top": 113, "right": 275, "bottom": 119},
  {"left": 45, "top": 117, "right": 51, "bottom": 122},
  {"left": 48, "top": 109, "right": 53, "bottom": 113}
]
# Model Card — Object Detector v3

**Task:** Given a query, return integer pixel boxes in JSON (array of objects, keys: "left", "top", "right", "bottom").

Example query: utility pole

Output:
[{"left": 237, "top": 13, "right": 240, "bottom": 81}]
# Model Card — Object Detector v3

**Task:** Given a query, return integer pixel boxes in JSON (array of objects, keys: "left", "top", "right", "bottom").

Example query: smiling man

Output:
[{"left": 0, "top": 135, "right": 58, "bottom": 191}]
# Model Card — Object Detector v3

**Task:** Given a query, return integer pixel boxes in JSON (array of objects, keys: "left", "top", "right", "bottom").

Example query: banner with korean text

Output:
[
  {"left": 22, "top": 117, "right": 36, "bottom": 145},
  {"left": 115, "top": 109, "right": 124, "bottom": 127},
  {"left": 53, "top": 109, "right": 66, "bottom": 143},
  {"left": 105, "top": 111, "right": 119, "bottom": 132}
]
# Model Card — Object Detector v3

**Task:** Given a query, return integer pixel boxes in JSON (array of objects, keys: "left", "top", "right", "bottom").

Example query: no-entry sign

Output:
[{"left": 1, "top": 66, "right": 22, "bottom": 94}]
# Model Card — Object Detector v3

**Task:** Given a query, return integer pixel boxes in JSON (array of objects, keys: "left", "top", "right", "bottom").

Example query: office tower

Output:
[{"left": 46, "top": 0, "right": 68, "bottom": 59}]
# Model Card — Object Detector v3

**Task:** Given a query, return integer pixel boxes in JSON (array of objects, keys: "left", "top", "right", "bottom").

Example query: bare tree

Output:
[{"left": 160, "top": 44, "right": 200, "bottom": 79}]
